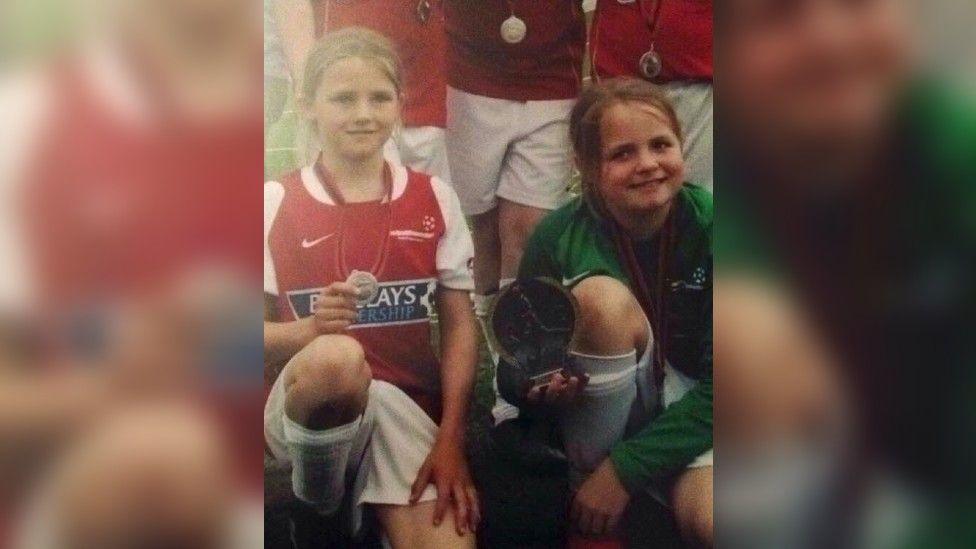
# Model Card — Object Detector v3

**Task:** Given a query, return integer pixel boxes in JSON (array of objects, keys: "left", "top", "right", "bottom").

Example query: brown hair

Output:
[
  {"left": 301, "top": 27, "right": 403, "bottom": 105},
  {"left": 569, "top": 77, "right": 683, "bottom": 219}
]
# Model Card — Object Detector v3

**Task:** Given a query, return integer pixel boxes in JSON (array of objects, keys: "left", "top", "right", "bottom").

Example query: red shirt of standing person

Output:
[{"left": 590, "top": 0, "right": 712, "bottom": 82}]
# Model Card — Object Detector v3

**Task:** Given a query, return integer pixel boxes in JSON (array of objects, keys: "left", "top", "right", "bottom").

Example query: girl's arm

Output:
[
  {"left": 433, "top": 287, "right": 478, "bottom": 451},
  {"left": 409, "top": 179, "right": 480, "bottom": 534},
  {"left": 408, "top": 287, "right": 480, "bottom": 535}
]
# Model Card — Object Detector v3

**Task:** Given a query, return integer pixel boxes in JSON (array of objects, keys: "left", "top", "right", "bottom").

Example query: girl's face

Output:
[
  {"left": 597, "top": 101, "right": 685, "bottom": 221},
  {"left": 308, "top": 57, "right": 400, "bottom": 162}
]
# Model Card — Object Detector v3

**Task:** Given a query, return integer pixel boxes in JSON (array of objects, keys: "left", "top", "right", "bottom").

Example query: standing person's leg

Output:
[
  {"left": 496, "top": 99, "right": 576, "bottom": 281},
  {"left": 470, "top": 209, "right": 501, "bottom": 301},
  {"left": 497, "top": 200, "right": 548, "bottom": 282},
  {"left": 445, "top": 87, "right": 517, "bottom": 307},
  {"left": 664, "top": 81, "right": 713, "bottom": 191}
]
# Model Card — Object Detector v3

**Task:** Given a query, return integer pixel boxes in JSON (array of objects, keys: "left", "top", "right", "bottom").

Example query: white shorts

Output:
[
  {"left": 384, "top": 125, "right": 451, "bottom": 183},
  {"left": 446, "top": 86, "right": 575, "bottom": 215},
  {"left": 265, "top": 371, "right": 438, "bottom": 534},
  {"left": 662, "top": 81, "right": 713, "bottom": 191}
]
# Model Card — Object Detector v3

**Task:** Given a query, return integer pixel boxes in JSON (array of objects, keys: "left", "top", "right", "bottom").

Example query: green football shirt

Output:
[{"left": 518, "top": 184, "right": 714, "bottom": 494}]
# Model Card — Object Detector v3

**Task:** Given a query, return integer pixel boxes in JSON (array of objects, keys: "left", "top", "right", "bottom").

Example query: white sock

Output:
[
  {"left": 560, "top": 351, "right": 640, "bottom": 487},
  {"left": 471, "top": 293, "right": 492, "bottom": 318},
  {"left": 284, "top": 413, "right": 362, "bottom": 514},
  {"left": 472, "top": 279, "right": 515, "bottom": 316}
]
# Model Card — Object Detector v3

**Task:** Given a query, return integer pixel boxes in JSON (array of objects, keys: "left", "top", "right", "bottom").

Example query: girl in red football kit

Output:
[{"left": 263, "top": 28, "right": 479, "bottom": 546}]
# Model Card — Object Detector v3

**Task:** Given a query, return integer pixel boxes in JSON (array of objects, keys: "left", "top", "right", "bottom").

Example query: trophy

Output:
[{"left": 489, "top": 277, "right": 581, "bottom": 405}]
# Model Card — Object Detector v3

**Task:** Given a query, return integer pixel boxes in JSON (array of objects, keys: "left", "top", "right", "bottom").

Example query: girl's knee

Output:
[
  {"left": 571, "top": 276, "right": 647, "bottom": 355},
  {"left": 672, "top": 467, "right": 713, "bottom": 548},
  {"left": 284, "top": 335, "right": 371, "bottom": 429}
]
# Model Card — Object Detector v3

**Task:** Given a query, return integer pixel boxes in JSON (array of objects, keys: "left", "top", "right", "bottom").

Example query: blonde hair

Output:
[
  {"left": 301, "top": 26, "right": 403, "bottom": 105},
  {"left": 569, "top": 78, "right": 683, "bottom": 219},
  {"left": 298, "top": 27, "right": 403, "bottom": 162}
]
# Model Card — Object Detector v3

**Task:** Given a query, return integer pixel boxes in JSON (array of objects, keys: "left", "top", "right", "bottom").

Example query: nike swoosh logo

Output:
[
  {"left": 561, "top": 271, "right": 593, "bottom": 287},
  {"left": 301, "top": 234, "right": 335, "bottom": 248}
]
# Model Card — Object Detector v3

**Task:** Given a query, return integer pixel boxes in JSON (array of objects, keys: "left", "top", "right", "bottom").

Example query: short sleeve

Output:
[
  {"left": 0, "top": 71, "right": 50, "bottom": 312},
  {"left": 264, "top": 181, "right": 285, "bottom": 296},
  {"left": 430, "top": 177, "right": 475, "bottom": 291}
]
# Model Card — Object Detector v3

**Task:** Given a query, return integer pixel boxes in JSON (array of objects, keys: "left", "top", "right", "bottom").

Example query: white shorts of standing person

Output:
[{"left": 446, "top": 87, "right": 575, "bottom": 307}]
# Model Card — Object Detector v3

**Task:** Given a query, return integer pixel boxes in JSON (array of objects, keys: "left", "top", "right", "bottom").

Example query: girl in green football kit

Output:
[{"left": 509, "top": 77, "right": 713, "bottom": 547}]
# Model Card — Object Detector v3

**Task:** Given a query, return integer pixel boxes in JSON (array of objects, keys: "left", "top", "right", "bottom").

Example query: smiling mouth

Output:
[{"left": 629, "top": 178, "right": 667, "bottom": 188}]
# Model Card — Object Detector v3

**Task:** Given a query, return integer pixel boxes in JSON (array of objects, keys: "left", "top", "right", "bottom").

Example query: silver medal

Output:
[
  {"left": 638, "top": 49, "right": 663, "bottom": 80},
  {"left": 500, "top": 15, "right": 527, "bottom": 44},
  {"left": 346, "top": 270, "right": 379, "bottom": 306}
]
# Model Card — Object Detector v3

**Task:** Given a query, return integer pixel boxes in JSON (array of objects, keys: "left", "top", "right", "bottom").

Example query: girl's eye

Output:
[
  {"left": 329, "top": 92, "right": 356, "bottom": 104},
  {"left": 651, "top": 138, "right": 674, "bottom": 151},
  {"left": 608, "top": 148, "right": 633, "bottom": 161},
  {"left": 370, "top": 92, "right": 394, "bottom": 103}
]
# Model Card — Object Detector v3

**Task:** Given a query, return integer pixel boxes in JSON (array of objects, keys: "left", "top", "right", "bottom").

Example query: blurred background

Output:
[
  {"left": 715, "top": 0, "right": 975, "bottom": 548},
  {"left": 0, "top": 0, "right": 264, "bottom": 547}
]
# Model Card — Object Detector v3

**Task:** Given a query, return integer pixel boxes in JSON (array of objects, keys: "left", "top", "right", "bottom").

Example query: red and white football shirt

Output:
[{"left": 264, "top": 163, "right": 474, "bottom": 422}]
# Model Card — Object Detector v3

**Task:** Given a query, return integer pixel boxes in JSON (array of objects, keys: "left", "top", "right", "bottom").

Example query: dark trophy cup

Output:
[{"left": 489, "top": 277, "right": 581, "bottom": 405}]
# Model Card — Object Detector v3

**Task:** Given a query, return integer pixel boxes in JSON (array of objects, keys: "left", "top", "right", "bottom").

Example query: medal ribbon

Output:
[
  {"left": 610, "top": 212, "right": 674, "bottom": 387},
  {"left": 313, "top": 158, "right": 394, "bottom": 280},
  {"left": 637, "top": 0, "right": 665, "bottom": 37},
  {"left": 590, "top": 0, "right": 665, "bottom": 82}
]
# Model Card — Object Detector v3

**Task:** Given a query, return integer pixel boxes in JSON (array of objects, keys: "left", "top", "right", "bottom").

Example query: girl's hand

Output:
[
  {"left": 571, "top": 458, "right": 630, "bottom": 537},
  {"left": 409, "top": 438, "right": 480, "bottom": 536},
  {"left": 312, "top": 282, "right": 359, "bottom": 334},
  {"left": 526, "top": 371, "right": 589, "bottom": 408}
]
